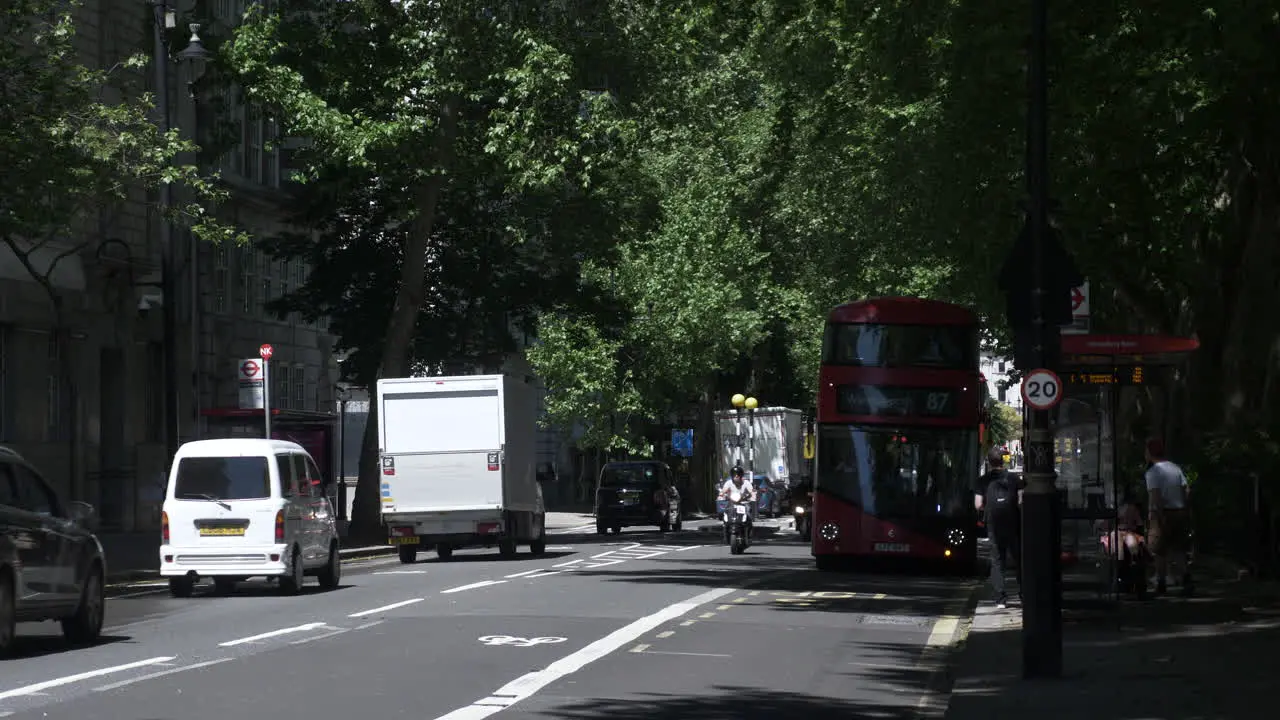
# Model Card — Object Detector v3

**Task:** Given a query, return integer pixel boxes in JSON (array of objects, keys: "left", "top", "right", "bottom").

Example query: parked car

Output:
[
  {"left": 595, "top": 461, "right": 682, "bottom": 534},
  {"left": 0, "top": 447, "right": 106, "bottom": 655},
  {"left": 160, "top": 439, "right": 341, "bottom": 597}
]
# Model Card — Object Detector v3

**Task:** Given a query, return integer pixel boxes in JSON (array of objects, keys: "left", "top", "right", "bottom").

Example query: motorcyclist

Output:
[{"left": 719, "top": 465, "right": 757, "bottom": 543}]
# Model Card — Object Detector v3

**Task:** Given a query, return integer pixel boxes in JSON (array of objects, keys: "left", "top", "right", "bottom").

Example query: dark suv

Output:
[
  {"left": 595, "top": 461, "right": 682, "bottom": 534},
  {"left": 0, "top": 447, "right": 106, "bottom": 655}
]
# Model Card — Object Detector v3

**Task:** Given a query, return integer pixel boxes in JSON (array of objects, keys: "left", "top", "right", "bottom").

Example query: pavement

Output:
[
  {"left": 943, "top": 545, "right": 1278, "bottom": 720},
  {"left": 3, "top": 518, "right": 979, "bottom": 719}
]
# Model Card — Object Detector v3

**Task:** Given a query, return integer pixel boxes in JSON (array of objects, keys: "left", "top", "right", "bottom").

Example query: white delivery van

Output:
[
  {"left": 377, "top": 374, "right": 545, "bottom": 563},
  {"left": 159, "top": 439, "right": 341, "bottom": 597}
]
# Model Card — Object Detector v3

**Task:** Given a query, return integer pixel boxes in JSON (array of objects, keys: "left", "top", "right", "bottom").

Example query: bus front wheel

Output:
[{"left": 815, "top": 555, "right": 838, "bottom": 572}]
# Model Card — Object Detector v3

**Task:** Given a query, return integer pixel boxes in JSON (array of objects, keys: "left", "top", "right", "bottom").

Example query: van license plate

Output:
[
  {"left": 873, "top": 543, "right": 910, "bottom": 553},
  {"left": 199, "top": 527, "right": 245, "bottom": 537},
  {"left": 389, "top": 536, "right": 419, "bottom": 545}
]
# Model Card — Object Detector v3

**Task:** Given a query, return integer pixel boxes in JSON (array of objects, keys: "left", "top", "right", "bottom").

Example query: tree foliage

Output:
[{"left": 1, "top": 0, "right": 241, "bottom": 310}]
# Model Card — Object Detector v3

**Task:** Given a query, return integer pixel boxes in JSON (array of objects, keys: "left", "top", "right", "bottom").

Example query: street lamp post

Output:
[
  {"left": 336, "top": 384, "right": 352, "bottom": 526},
  {"left": 149, "top": 2, "right": 209, "bottom": 461},
  {"left": 729, "top": 394, "right": 759, "bottom": 479}
]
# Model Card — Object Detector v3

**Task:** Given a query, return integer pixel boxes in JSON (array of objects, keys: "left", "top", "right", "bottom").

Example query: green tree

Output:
[
  {"left": 226, "top": 1, "right": 631, "bottom": 538},
  {"left": 986, "top": 401, "right": 1022, "bottom": 451}
]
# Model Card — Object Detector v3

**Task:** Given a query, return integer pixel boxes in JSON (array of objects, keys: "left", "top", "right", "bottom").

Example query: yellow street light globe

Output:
[
  {"left": 731, "top": 393, "right": 746, "bottom": 408},
  {"left": 745, "top": 396, "right": 759, "bottom": 410}
]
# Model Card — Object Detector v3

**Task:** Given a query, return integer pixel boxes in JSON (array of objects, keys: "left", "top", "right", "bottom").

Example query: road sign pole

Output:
[
  {"left": 263, "top": 360, "right": 271, "bottom": 439},
  {"left": 1022, "top": 0, "right": 1063, "bottom": 679}
]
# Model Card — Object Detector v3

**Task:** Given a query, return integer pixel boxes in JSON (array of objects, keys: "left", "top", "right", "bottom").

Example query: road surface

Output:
[{"left": 1, "top": 522, "right": 977, "bottom": 719}]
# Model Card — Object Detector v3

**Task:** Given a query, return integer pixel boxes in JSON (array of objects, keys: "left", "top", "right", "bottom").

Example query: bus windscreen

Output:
[
  {"left": 817, "top": 425, "right": 977, "bottom": 520},
  {"left": 822, "top": 323, "right": 977, "bottom": 370}
]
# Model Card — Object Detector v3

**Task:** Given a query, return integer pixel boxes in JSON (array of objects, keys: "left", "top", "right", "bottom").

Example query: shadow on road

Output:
[
  {"left": 537, "top": 684, "right": 933, "bottom": 720},
  {"left": 184, "top": 581, "right": 359, "bottom": 598},
  {"left": 1, "top": 634, "right": 133, "bottom": 661}
]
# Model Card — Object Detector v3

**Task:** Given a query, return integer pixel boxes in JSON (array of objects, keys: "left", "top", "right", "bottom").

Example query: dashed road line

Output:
[
  {"left": 290, "top": 620, "right": 384, "bottom": 646},
  {"left": 93, "top": 658, "right": 234, "bottom": 692},
  {"left": 442, "top": 580, "right": 507, "bottom": 594},
  {"left": 349, "top": 598, "right": 423, "bottom": 618},
  {"left": 0, "top": 657, "right": 176, "bottom": 701},
  {"left": 505, "top": 569, "right": 544, "bottom": 579},
  {"left": 679, "top": 620, "right": 696, "bottom": 626},
  {"left": 219, "top": 622, "right": 327, "bottom": 647},
  {"left": 698, "top": 612, "right": 716, "bottom": 619},
  {"left": 629, "top": 644, "right": 650, "bottom": 653}
]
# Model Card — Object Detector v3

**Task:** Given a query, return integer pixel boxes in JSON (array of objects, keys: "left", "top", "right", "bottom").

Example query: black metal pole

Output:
[
  {"left": 1022, "top": 0, "right": 1063, "bottom": 679},
  {"left": 338, "top": 398, "right": 348, "bottom": 524},
  {"left": 152, "top": 1, "right": 180, "bottom": 462}
]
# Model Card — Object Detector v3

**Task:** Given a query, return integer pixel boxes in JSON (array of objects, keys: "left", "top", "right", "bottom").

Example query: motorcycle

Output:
[
  {"left": 793, "top": 500, "right": 811, "bottom": 539},
  {"left": 722, "top": 490, "right": 752, "bottom": 555}
]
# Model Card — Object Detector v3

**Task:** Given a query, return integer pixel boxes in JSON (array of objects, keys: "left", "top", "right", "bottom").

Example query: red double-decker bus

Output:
[{"left": 811, "top": 297, "right": 984, "bottom": 571}]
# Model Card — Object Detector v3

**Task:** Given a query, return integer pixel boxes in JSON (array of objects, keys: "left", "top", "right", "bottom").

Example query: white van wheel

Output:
[
  {"left": 168, "top": 576, "right": 194, "bottom": 598},
  {"left": 318, "top": 543, "right": 341, "bottom": 590},
  {"left": 279, "top": 549, "right": 304, "bottom": 595}
]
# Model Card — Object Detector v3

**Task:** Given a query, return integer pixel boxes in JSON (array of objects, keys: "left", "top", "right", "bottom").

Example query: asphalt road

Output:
[{"left": 0, "top": 521, "right": 978, "bottom": 720}]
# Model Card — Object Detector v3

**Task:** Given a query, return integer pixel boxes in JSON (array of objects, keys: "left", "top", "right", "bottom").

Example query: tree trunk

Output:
[{"left": 348, "top": 96, "right": 462, "bottom": 541}]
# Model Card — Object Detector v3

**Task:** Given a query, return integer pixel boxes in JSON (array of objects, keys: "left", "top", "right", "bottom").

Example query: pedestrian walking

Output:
[
  {"left": 1144, "top": 438, "right": 1193, "bottom": 595},
  {"left": 975, "top": 446, "right": 1025, "bottom": 608}
]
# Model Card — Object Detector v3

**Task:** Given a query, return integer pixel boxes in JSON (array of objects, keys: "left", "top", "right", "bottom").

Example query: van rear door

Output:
[
  {"left": 167, "top": 455, "right": 282, "bottom": 547},
  {"left": 379, "top": 379, "right": 503, "bottom": 513}
]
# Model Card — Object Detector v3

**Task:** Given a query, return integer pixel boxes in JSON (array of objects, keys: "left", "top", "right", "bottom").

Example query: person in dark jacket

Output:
[{"left": 975, "top": 446, "right": 1026, "bottom": 608}]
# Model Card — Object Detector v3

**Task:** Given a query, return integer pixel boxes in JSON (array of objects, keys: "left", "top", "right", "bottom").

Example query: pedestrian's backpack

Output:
[{"left": 988, "top": 471, "right": 1017, "bottom": 513}]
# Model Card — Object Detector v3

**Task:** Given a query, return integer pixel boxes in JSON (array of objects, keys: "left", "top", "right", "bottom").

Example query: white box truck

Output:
[
  {"left": 715, "top": 406, "right": 806, "bottom": 488},
  {"left": 377, "top": 374, "right": 546, "bottom": 563}
]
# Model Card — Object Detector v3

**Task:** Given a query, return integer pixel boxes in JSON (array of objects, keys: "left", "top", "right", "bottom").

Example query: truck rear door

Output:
[{"left": 380, "top": 380, "right": 504, "bottom": 514}]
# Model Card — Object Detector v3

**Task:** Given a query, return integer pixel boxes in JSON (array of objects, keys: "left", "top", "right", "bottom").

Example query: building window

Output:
[
  {"left": 46, "top": 334, "right": 67, "bottom": 441},
  {"left": 292, "top": 366, "right": 306, "bottom": 410},
  {"left": 998, "top": 387, "right": 1007, "bottom": 403},
  {"left": 998, "top": 361, "right": 1007, "bottom": 373},
  {"left": 240, "top": 247, "right": 256, "bottom": 315},
  {"left": 0, "top": 326, "right": 6, "bottom": 440},
  {"left": 260, "top": 253, "right": 273, "bottom": 317},
  {"left": 145, "top": 343, "right": 164, "bottom": 441},
  {"left": 273, "top": 361, "right": 289, "bottom": 410},
  {"left": 213, "top": 244, "right": 229, "bottom": 313}
]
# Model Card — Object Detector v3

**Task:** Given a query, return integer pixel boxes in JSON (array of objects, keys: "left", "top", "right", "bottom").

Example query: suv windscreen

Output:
[
  {"left": 174, "top": 456, "right": 271, "bottom": 501},
  {"left": 599, "top": 465, "right": 661, "bottom": 488}
]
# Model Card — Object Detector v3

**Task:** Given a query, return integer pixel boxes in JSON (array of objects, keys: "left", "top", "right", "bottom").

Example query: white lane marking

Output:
[
  {"left": 629, "top": 644, "right": 650, "bottom": 653},
  {"left": 926, "top": 617, "right": 961, "bottom": 646},
  {"left": 93, "top": 658, "right": 234, "bottom": 692},
  {"left": 552, "top": 559, "right": 583, "bottom": 568},
  {"left": 348, "top": 598, "right": 423, "bottom": 618},
  {"left": 108, "top": 588, "right": 169, "bottom": 600},
  {"left": 430, "top": 587, "right": 734, "bottom": 720},
  {"left": 218, "top": 622, "right": 327, "bottom": 647},
  {"left": 523, "top": 571, "right": 561, "bottom": 579},
  {"left": 637, "top": 650, "right": 732, "bottom": 658},
  {"left": 504, "top": 569, "right": 543, "bottom": 579},
  {"left": 442, "top": 580, "right": 506, "bottom": 594},
  {"left": 374, "top": 570, "right": 428, "bottom": 575},
  {"left": 478, "top": 635, "right": 567, "bottom": 647},
  {"left": 291, "top": 620, "right": 384, "bottom": 646},
  {"left": 545, "top": 546, "right": 574, "bottom": 551},
  {"left": 550, "top": 523, "right": 596, "bottom": 535},
  {"left": 0, "top": 657, "right": 176, "bottom": 700}
]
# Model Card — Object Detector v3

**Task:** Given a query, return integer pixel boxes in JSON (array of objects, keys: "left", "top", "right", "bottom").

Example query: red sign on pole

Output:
[
  {"left": 1070, "top": 287, "right": 1085, "bottom": 312},
  {"left": 259, "top": 343, "right": 274, "bottom": 360}
]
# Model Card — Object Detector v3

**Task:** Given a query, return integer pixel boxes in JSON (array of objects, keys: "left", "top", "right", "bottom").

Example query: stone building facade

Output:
[{"left": 0, "top": 0, "right": 341, "bottom": 532}]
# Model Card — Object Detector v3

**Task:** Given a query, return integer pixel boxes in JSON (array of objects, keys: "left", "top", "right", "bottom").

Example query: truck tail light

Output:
[
  {"left": 161, "top": 511, "right": 170, "bottom": 543},
  {"left": 275, "top": 510, "right": 285, "bottom": 543}
]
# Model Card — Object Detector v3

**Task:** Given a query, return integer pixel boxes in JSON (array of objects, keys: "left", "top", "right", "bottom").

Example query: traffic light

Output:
[{"left": 999, "top": 216, "right": 1084, "bottom": 371}]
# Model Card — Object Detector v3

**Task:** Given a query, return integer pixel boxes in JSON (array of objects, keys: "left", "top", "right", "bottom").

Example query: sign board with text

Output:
[{"left": 237, "top": 358, "right": 264, "bottom": 409}]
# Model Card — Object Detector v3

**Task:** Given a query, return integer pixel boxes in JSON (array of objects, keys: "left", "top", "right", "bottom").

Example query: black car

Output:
[
  {"left": 0, "top": 447, "right": 106, "bottom": 655},
  {"left": 594, "top": 461, "right": 682, "bottom": 534}
]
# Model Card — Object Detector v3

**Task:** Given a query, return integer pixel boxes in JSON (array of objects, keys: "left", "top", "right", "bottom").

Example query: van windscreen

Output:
[{"left": 174, "top": 456, "right": 271, "bottom": 501}]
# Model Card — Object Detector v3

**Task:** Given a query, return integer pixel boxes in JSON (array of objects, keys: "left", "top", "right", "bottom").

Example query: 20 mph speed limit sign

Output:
[{"left": 1021, "top": 368, "right": 1063, "bottom": 411}]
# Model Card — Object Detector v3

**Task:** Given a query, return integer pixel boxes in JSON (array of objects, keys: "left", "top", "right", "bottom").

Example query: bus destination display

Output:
[
  {"left": 1065, "top": 366, "right": 1146, "bottom": 386},
  {"left": 835, "top": 385, "right": 958, "bottom": 418}
]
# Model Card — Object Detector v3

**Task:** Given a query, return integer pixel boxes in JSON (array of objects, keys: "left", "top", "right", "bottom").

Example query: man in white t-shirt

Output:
[{"left": 1144, "top": 438, "right": 1192, "bottom": 595}]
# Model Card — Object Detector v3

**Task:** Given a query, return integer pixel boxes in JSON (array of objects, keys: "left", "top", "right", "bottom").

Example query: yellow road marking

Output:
[
  {"left": 656, "top": 630, "right": 674, "bottom": 638},
  {"left": 732, "top": 597, "right": 747, "bottom": 603},
  {"left": 699, "top": 612, "right": 716, "bottom": 619},
  {"left": 748, "top": 590, "right": 761, "bottom": 596},
  {"left": 630, "top": 643, "right": 650, "bottom": 653},
  {"left": 717, "top": 604, "right": 732, "bottom": 610},
  {"left": 680, "top": 620, "right": 696, "bottom": 627}
]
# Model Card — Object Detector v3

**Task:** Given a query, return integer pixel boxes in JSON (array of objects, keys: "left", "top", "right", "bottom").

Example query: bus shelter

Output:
[{"left": 1053, "top": 333, "right": 1199, "bottom": 601}]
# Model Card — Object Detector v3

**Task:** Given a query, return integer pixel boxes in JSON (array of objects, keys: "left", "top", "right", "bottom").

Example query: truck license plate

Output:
[
  {"left": 389, "top": 536, "right": 419, "bottom": 545},
  {"left": 873, "top": 542, "right": 910, "bottom": 553}
]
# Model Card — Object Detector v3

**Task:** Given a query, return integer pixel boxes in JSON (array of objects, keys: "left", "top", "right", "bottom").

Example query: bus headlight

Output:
[
  {"left": 947, "top": 529, "right": 966, "bottom": 546},
  {"left": 819, "top": 523, "right": 839, "bottom": 541}
]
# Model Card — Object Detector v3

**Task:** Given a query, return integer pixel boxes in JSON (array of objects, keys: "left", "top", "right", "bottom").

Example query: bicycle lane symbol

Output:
[{"left": 478, "top": 635, "right": 568, "bottom": 648}]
